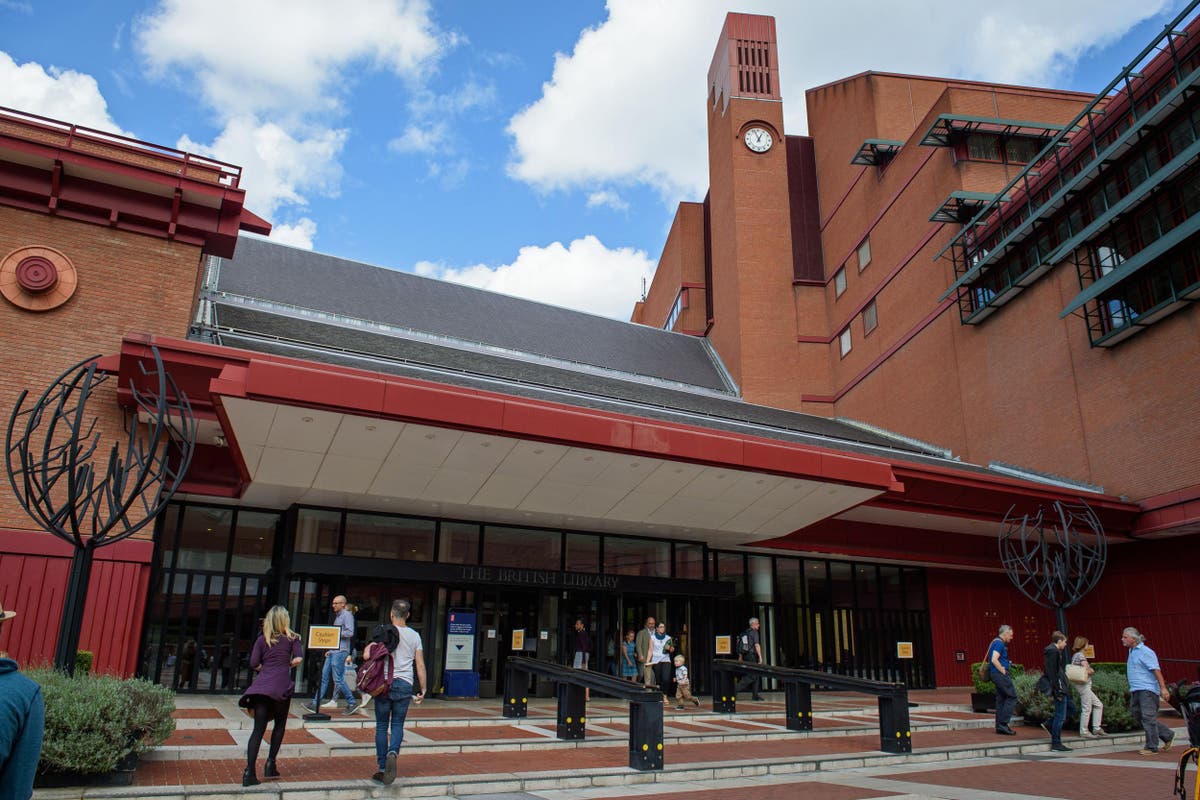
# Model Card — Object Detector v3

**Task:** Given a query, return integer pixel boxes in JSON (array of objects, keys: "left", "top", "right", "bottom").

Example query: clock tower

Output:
[{"left": 703, "top": 13, "right": 825, "bottom": 410}]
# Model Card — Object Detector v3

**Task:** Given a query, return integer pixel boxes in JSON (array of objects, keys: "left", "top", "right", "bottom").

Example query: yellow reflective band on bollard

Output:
[
  {"left": 522, "top": 697, "right": 527, "bottom": 702},
  {"left": 642, "top": 743, "right": 649, "bottom": 751},
  {"left": 509, "top": 698, "right": 515, "bottom": 704},
  {"left": 566, "top": 717, "right": 572, "bottom": 723},
  {"left": 657, "top": 743, "right": 663, "bottom": 751},
  {"left": 581, "top": 717, "right": 586, "bottom": 723},
  {"left": 906, "top": 731, "right": 911, "bottom": 737}
]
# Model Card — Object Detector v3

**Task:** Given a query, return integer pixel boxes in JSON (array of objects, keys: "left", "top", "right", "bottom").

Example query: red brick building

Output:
[{"left": 1, "top": 10, "right": 1196, "bottom": 693}]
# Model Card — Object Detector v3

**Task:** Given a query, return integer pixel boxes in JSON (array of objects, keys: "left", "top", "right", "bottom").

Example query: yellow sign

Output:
[
  {"left": 896, "top": 642, "right": 914, "bottom": 659},
  {"left": 714, "top": 635, "right": 732, "bottom": 656},
  {"left": 308, "top": 625, "right": 341, "bottom": 650},
  {"left": 511, "top": 628, "right": 525, "bottom": 650},
  {"left": 1084, "top": 644, "right": 1096, "bottom": 659}
]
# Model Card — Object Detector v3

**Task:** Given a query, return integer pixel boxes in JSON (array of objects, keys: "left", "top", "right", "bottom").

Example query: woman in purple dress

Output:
[{"left": 240, "top": 606, "right": 303, "bottom": 786}]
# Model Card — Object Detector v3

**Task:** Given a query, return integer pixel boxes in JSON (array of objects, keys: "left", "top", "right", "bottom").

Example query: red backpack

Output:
[{"left": 358, "top": 644, "right": 394, "bottom": 698}]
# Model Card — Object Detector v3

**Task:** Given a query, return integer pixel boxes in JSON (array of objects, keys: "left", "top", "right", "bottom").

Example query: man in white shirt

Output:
[{"left": 371, "top": 599, "right": 427, "bottom": 785}]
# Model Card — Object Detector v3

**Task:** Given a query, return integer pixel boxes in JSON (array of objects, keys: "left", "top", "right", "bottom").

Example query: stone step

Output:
[
  {"left": 34, "top": 729, "right": 1153, "bottom": 800},
  {"left": 148, "top": 713, "right": 1002, "bottom": 761}
]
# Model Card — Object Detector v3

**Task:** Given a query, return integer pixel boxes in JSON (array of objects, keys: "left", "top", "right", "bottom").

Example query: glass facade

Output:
[{"left": 140, "top": 501, "right": 936, "bottom": 694}]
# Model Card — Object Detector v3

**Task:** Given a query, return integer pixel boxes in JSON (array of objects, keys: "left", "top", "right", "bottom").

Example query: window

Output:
[
  {"left": 838, "top": 327, "right": 852, "bottom": 357},
  {"left": 862, "top": 300, "right": 877, "bottom": 334},
  {"left": 663, "top": 288, "right": 687, "bottom": 330},
  {"left": 604, "top": 536, "right": 670, "bottom": 577},
  {"left": 1004, "top": 137, "right": 1040, "bottom": 164},
  {"left": 966, "top": 134, "right": 1000, "bottom": 161},
  {"left": 483, "top": 526, "right": 561, "bottom": 570},
  {"left": 834, "top": 267, "right": 847, "bottom": 297},
  {"left": 438, "top": 521, "right": 479, "bottom": 564},
  {"left": 856, "top": 238, "right": 871, "bottom": 271},
  {"left": 295, "top": 508, "right": 340, "bottom": 554},
  {"left": 344, "top": 513, "right": 434, "bottom": 560}
]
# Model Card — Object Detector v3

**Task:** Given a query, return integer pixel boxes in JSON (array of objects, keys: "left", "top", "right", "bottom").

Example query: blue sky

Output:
[{"left": 0, "top": 1, "right": 1189, "bottom": 318}]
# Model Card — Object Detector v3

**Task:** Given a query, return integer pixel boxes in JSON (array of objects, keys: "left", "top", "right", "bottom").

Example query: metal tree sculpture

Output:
[
  {"left": 5, "top": 347, "right": 195, "bottom": 673},
  {"left": 998, "top": 500, "right": 1107, "bottom": 634}
]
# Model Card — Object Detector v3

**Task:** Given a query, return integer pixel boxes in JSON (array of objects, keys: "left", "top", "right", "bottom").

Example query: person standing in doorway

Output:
[
  {"left": 1122, "top": 626, "right": 1175, "bottom": 755},
  {"left": 735, "top": 617, "right": 764, "bottom": 701},
  {"left": 621, "top": 630, "right": 639, "bottom": 682},
  {"left": 369, "top": 599, "right": 426, "bottom": 786},
  {"left": 305, "top": 595, "right": 357, "bottom": 714},
  {"left": 635, "top": 616, "right": 656, "bottom": 687},
  {"left": 0, "top": 602, "right": 43, "bottom": 800},
  {"left": 239, "top": 606, "right": 303, "bottom": 786},
  {"left": 988, "top": 624, "right": 1017, "bottom": 735}
]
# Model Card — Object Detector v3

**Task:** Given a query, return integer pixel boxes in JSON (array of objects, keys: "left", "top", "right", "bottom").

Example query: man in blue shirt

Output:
[
  {"left": 1122, "top": 626, "right": 1175, "bottom": 755},
  {"left": 987, "top": 624, "right": 1017, "bottom": 735},
  {"left": 305, "top": 595, "right": 357, "bottom": 715},
  {"left": 0, "top": 603, "right": 44, "bottom": 800}
]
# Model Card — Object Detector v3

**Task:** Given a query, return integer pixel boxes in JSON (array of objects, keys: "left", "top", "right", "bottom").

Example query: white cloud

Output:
[
  {"left": 587, "top": 190, "right": 629, "bottom": 212},
  {"left": 178, "top": 117, "right": 346, "bottom": 217},
  {"left": 135, "top": 0, "right": 446, "bottom": 119},
  {"left": 0, "top": 52, "right": 130, "bottom": 135},
  {"left": 414, "top": 235, "right": 655, "bottom": 319},
  {"left": 389, "top": 122, "right": 446, "bottom": 154},
  {"left": 268, "top": 218, "right": 318, "bottom": 249},
  {"left": 135, "top": 0, "right": 451, "bottom": 234},
  {"left": 507, "top": 0, "right": 1170, "bottom": 200}
]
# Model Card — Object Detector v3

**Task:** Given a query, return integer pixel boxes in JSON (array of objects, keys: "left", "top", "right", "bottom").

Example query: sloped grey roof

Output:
[
  {"left": 215, "top": 236, "right": 732, "bottom": 393},
  {"left": 200, "top": 301, "right": 948, "bottom": 459}
]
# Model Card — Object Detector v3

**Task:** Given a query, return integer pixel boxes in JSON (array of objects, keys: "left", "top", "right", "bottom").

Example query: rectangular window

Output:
[
  {"left": 230, "top": 511, "right": 279, "bottom": 573},
  {"left": 856, "top": 237, "right": 871, "bottom": 271},
  {"left": 674, "top": 542, "right": 705, "bottom": 580},
  {"left": 663, "top": 288, "right": 687, "bottom": 330},
  {"left": 1004, "top": 137, "right": 1040, "bottom": 164},
  {"left": 176, "top": 506, "right": 232, "bottom": 571},
  {"left": 603, "top": 536, "right": 670, "bottom": 577},
  {"left": 483, "top": 526, "right": 561, "bottom": 570},
  {"left": 862, "top": 299, "right": 877, "bottom": 334},
  {"left": 438, "top": 521, "right": 479, "bottom": 564},
  {"left": 344, "top": 513, "right": 435, "bottom": 560},
  {"left": 834, "top": 267, "right": 847, "bottom": 297},
  {"left": 295, "top": 508, "right": 341, "bottom": 555},
  {"left": 838, "top": 327, "right": 852, "bottom": 357},
  {"left": 564, "top": 533, "right": 599, "bottom": 573},
  {"left": 966, "top": 134, "right": 1000, "bottom": 161}
]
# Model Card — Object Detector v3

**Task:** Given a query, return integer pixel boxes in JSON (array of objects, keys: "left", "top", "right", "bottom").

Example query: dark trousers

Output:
[
  {"left": 735, "top": 656, "right": 761, "bottom": 698},
  {"left": 1049, "top": 694, "right": 1068, "bottom": 744},
  {"left": 1130, "top": 689, "right": 1174, "bottom": 750},
  {"left": 653, "top": 661, "right": 674, "bottom": 701},
  {"left": 993, "top": 670, "right": 1017, "bottom": 728},
  {"left": 246, "top": 695, "right": 290, "bottom": 770}
]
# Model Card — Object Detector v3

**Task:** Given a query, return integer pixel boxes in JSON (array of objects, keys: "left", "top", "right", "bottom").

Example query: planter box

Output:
[
  {"left": 34, "top": 753, "right": 137, "bottom": 788},
  {"left": 971, "top": 691, "right": 996, "bottom": 713}
]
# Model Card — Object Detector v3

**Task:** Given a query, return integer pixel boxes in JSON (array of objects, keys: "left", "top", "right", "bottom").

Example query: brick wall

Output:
[{"left": 0, "top": 206, "right": 206, "bottom": 532}]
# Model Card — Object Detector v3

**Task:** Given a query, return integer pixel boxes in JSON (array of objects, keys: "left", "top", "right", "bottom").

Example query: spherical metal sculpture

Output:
[
  {"left": 998, "top": 500, "right": 1107, "bottom": 634},
  {"left": 5, "top": 346, "right": 196, "bottom": 673}
]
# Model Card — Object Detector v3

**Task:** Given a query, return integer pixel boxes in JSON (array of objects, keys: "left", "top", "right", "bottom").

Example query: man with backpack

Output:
[
  {"left": 361, "top": 599, "right": 426, "bottom": 786},
  {"left": 735, "top": 617, "right": 764, "bottom": 701}
]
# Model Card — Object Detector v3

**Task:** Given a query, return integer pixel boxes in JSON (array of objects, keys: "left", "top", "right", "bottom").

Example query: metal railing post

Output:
[
  {"left": 629, "top": 700, "right": 664, "bottom": 770},
  {"left": 502, "top": 664, "right": 529, "bottom": 718},
  {"left": 878, "top": 685, "right": 912, "bottom": 753},
  {"left": 784, "top": 680, "right": 813, "bottom": 731},
  {"left": 557, "top": 681, "right": 586, "bottom": 739},
  {"left": 712, "top": 663, "right": 736, "bottom": 712}
]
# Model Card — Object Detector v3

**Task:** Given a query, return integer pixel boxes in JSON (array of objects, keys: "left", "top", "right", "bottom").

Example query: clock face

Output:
[{"left": 744, "top": 127, "right": 773, "bottom": 153}]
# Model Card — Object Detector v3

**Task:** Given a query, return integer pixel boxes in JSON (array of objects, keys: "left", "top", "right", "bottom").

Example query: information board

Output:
[
  {"left": 896, "top": 641, "right": 914, "bottom": 659},
  {"left": 714, "top": 635, "right": 732, "bottom": 656},
  {"left": 444, "top": 609, "right": 477, "bottom": 671}
]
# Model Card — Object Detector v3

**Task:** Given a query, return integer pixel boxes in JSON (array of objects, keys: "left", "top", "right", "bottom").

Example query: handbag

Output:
[{"left": 1066, "top": 663, "right": 1088, "bottom": 684}]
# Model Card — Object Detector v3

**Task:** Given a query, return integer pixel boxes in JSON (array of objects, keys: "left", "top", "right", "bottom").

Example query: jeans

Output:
[
  {"left": 1049, "top": 694, "right": 1067, "bottom": 744},
  {"left": 318, "top": 651, "right": 353, "bottom": 708},
  {"left": 992, "top": 670, "right": 1017, "bottom": 728},
  {"left": 374, "top": 679, "right": 414, "bottom": 770},
  {"left": 1130, "top": 689, "right": 1174, "bottom": 750}
]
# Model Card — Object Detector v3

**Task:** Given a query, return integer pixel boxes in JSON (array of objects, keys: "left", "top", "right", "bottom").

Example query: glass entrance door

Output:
[{"left": 476, "top": 589, "right": 547, "bottom": 698}]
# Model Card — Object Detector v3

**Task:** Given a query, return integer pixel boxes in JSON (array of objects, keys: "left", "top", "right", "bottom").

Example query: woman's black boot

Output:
[
  {"left": 242, "top": 767, "right": 260, "bottom": 787},
  {"left": 264, "top": 759, "right": 280, "bottom": 778}
]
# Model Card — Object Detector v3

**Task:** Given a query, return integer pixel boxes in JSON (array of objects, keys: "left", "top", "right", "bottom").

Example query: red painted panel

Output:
[
  {"left": 246, "top": 360, "right": 387, "bottom": 415},
  {"left": 501, "top": 401, "right": 635, "bottom": 450},
  {"left": 0, "top": 535, "right": 152, "bottom": 676},
  {"left": 927, "top": 568, "right": 1055, "bottom": 687}
]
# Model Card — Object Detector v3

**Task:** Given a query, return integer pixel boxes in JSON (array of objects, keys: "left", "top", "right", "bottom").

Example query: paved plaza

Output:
[{"left": 32, "top": 688, "right": 1190, "bottom": 800}]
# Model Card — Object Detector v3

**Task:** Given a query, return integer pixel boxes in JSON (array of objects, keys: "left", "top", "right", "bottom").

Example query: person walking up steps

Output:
[
  {"left": 369, "top": 599, "right": 427, "bottom": 786},
  {"left": 239, "top": 606, "right": 303, "bottom": 786}
]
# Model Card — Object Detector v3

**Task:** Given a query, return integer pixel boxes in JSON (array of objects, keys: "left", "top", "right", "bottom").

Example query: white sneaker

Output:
[
  {"left": 1079, "top": 730, "right": 1095, "bottom": 737},
  {"left": 321, "top": 700, "right": 338, "bottom": 709}
]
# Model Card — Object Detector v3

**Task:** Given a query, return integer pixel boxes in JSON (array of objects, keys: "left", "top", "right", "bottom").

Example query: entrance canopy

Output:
[{"left": 112, "top": 335, "right": 1139, "bottom": 565}]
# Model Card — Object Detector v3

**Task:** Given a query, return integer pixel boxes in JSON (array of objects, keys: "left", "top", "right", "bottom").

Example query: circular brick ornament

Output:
[{"left": 0, "top": 246, "right": 78, "bottom": 312}]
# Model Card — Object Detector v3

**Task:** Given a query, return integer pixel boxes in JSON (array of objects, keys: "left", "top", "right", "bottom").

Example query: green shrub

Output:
[
  {"left": 27, "top": 669, "right": 176, "bottom": 774},
  {"left": 1014, "top": 668, "right": 1139, "bottom": 732},
  {"left": 74, "top": 651, "right": 93, "bottom": 675},
  {"left": 970, "top": 662, "right": 1025, "bottom": 694}
]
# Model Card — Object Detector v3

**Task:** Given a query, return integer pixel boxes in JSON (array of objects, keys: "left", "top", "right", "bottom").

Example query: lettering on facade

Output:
[{"left": 458, "top": 566, "right": 620, "bottom": 591}]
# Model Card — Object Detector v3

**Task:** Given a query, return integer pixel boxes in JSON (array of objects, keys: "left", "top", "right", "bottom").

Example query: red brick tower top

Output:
[{"left": 708, "top": 13, "right": 782, "bottom": 112}]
